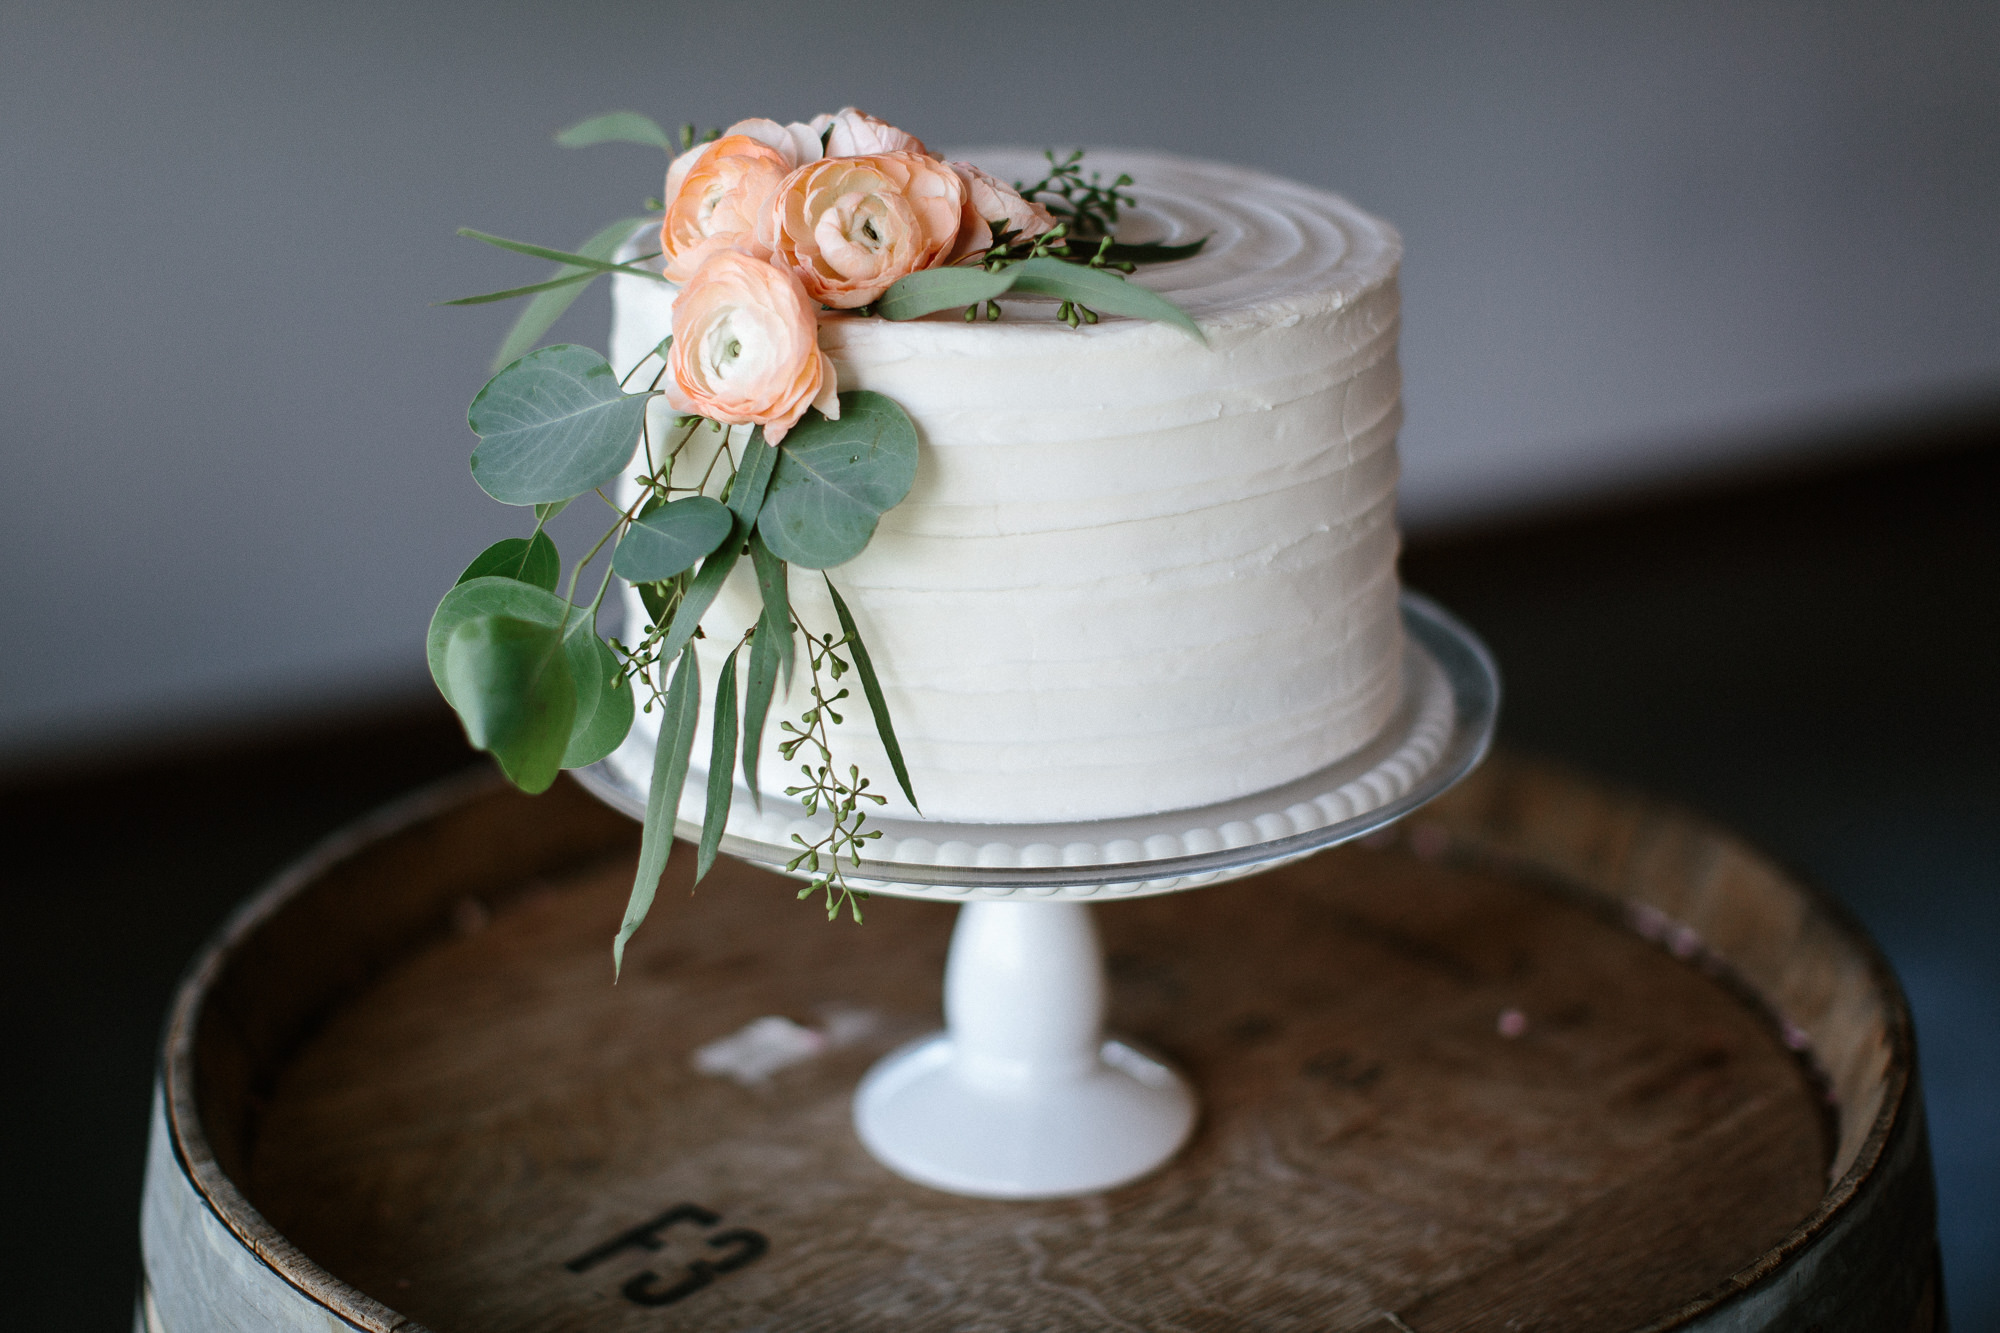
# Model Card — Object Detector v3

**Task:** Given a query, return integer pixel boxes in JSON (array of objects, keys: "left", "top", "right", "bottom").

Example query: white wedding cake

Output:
[{"left": 608, "top": 150, "right": 1404, "bottom": 825}]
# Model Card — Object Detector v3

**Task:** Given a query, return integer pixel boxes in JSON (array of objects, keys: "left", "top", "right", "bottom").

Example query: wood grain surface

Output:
[{"left": 234, "top": 764, "right": 1835, "bottom": 1332}]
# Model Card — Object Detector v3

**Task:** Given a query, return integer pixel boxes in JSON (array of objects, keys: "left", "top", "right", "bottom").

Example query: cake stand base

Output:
[{"left": 853, "top": 900, "right": 1195, "bottom": 1198}]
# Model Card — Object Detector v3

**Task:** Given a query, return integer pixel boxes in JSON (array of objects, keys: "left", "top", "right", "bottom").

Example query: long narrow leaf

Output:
[
  {"left": 727, "top": 425, "right": 777, "bottom": 522},
  {"left": 456, "top": 228, "right": 668, "bottom": 280},
  {"left": 557, "top": 112, "right": 674, "bottom": 150},
  {"left": 614, "top": 644, "right": 699, "bottom": 979},
  {"left": 1005, "top": 256, "right": 1205, "bottom": 343},
  {"left": 748, "top": 534, "right": 793, "bottom": 687},
  {"left": 437, "top": 270, "right": 597, "bottom": 306},
  {"left": 825, "top": 577, "right": 919, "bottom": 812},
  {"left": 491, "top": 216, "right": 656, "bottom": 373},
  {"left": 1095, "top": 236, "right": 1210, "bottom": 264},
  {"left": 742, "top": 615, "right": 779, "bottom": 809},
  {"left": 655, "top": 526, "right": 742, "bottom": 666},
  {"left": 697, "top": 648, "right": 740, "bottom": 884},
  {"left": 878, "top": 266, "right": 1019, "bottom": 321}
]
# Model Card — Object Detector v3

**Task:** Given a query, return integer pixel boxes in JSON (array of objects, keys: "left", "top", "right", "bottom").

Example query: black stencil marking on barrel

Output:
[
  {"left": 564, "top": 1204, "right": 721, "bottom": 1273},
  {"left": 705, "top": 1228, "right": 769, "bottom": 1273},
  {"left": 566, "top": 1204, "right": 771, "bottom": 1309},
  {"left": 623, "top": 1264, "right": 712, "bottom": 1307}
]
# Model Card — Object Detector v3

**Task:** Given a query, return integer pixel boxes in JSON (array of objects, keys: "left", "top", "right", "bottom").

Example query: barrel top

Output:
[{"left": 149, "top": 755, "right": 1932, "bottom": 1332}]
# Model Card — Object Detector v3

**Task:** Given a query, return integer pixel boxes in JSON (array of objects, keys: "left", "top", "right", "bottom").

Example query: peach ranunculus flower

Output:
[
  {"left": 666, "top": 251, "right": 838, "bottom": 444},
  {"left": 948, "top": 162, "right": 1058, "bottom": 261},
  {"left": 811, "top": 107, "right": 928, "bottom": 159},
  {"left": 659, "top": 134, "right": 792, "bottom": 282},
  {"left": 763, "top": 152, "right": 966, "bottom": 309}
]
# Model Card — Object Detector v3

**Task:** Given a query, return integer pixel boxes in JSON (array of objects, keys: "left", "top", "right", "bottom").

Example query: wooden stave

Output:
[{"left": 135, "top": 757, "right": 1942, "bottom": 1332}]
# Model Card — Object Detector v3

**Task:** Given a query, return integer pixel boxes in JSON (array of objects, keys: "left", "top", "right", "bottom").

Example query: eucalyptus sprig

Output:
[
  {"left": 1016, "top": 148, "right": 1135, "bottom": 240},
  {"left": 777, "top": 619, "right": 888, "bottom": 923}
]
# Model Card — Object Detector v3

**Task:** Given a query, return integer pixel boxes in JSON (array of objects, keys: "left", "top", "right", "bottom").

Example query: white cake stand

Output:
[{"left": 576, "top": 592, "right": 1499, "bottom": 1198}]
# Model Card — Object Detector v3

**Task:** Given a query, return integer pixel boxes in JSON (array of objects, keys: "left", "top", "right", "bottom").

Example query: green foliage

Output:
[
  {"left": 456, "top": 228, "right": 668, "bottom": 280},
  {"left": 612, "top": 496, "right": 732, "bottom": 582},
  {"left": 877, "top": 266, "right": 1018, "bottom": 322},
  {"left": 560, "top": 631, "right": 634, "bottom": 768},
  {"left": 491, "top": 217, "right": 657, "bottom": 374},
  {"left": 436, "top": 143, "right": 1209, "bottom": 951},
  {"left": 427, "top": 576, "right": 571, "bottom": 700},
  {"left": 741, "top": 610, "right": 782, "bottom": 808},
  {"left": 556, "top": 112, "right": 675, "bottom": 151},
  {"left": 756, "top": 392, "right": 919, "bottom": 568},
  {"left": 616, "top": 644, "right": 700, "bottom": 979},
  {"left": 456, "top": 531, "right": 560, "bottom": 592},
  {"left": 747, "top": 533, "right": 793, "bottom": 685},
  {"left": 698, "top": 647, "right": 740, "bottom": 884},
  {"left": 825, "top": 578, "right": 918, "bottom": 812},
  {"left": 468, "top": 345, "right": 659, "bottom": 505},
  {"left": 655, "top": 521, "right": 743, "bottom": 667},
  {"left": 443, "top": 615, "right": 576, "bottom": 794},
  {"left": 1094, "top": 237, "right": 1208, "bottom": 264},
  {"left": 726, "top": 425, "right": 778, "bottom": 522},
  {"left": 1015, "top": 149, "right": 1136, "bottom": 240},
  {"left": 778, "top": 621, "right": 888, "bottom": 922},
  {"left": 427, "top": 577, "right": 628, "bottom": 775},
  {"left": 1005, "top": 257, "right": 1205, "bottom": 342}
]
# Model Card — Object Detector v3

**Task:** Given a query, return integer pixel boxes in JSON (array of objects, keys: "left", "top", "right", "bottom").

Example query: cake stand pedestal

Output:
[{"left": 578, "top": 592, "right": 1499, "bottom": 1198}]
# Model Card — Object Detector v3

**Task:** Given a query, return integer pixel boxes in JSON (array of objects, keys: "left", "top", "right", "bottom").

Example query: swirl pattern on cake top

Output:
[{"left": 610, "top": 151, "right": 1405, "bottom": 824}]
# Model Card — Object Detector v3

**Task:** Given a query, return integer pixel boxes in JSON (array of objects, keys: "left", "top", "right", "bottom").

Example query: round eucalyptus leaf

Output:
[
  {"left": 455, "top": 530, "right": 560, "bottom": 591},
  {"left": 468, "top": 344, "right": 658, "bottom": 505},
  {"left": 443, "top": 615, "right": 576, "bottom": 794},
  {"left": 611, "top": 495, "right": 733, "bottom": 583},
  {"left": 756, "top": 391, "right": 919, "bottom": 569},
  {"left": 561, "top": 631, "right": 634, "bottom": 768},
  {"left": 428, "top": 576, "right": 572, "bottom": 704}
]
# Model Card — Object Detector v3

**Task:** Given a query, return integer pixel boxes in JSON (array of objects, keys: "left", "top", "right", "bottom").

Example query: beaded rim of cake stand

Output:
[{"left": 575, "top": 592, "right": 1498, "bottom": 902}]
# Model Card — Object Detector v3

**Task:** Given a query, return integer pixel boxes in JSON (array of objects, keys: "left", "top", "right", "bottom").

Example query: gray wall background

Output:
[{"left": 4, "top": 1, "right": 1997, "bottom": 757}]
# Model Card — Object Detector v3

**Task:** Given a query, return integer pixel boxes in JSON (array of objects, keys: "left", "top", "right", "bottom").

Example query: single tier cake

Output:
[{"left": 608, "top": 150, "right": 1404, "bottom": 824}]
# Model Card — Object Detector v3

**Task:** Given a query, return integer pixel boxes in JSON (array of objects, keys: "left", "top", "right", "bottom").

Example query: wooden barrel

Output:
[{"left": 137, "top": 754, "right": 1942, "bottom": 1332}]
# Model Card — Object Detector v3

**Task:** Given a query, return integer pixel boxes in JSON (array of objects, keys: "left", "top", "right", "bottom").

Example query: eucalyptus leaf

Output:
[
  {"left": 748, "top": 533, "right": 793, "bottom": 686},
  {"left": 428, "top": 576, "right": 620, "bottom": 768},
  {"left": 468, "top": 344, "right": 658, "bottom": 505},
  {"left": 742, "top": 614, "right": 780, "bottom": 808},
  {"left": 756, "top": 391, "right": 919, "bottom": 569},
  {"left": 1005, "top": 257, "right": 1206, "bottom": 343},
  {"left": 560, "top": 631, "right": 634, "bottom": 768},
  {"left": 1094, "top": 236, "right": 1209, "bottom": 264},
  {"left": 655, "top": 520, "right": 744, "bottom": 666},
  {"left": 438, "top": 269, "right": 596, "bottom": 306},
  {"left": 878, "top": 266, "right": 1019, "bottom": 321},
  {"left": 612, "top": 496, "right": 732, "bottom": 583},
  {"left": 697, "top": 648, "right": 740, "bottom": 884},
  {"left": 492, "top": 216, "right": 657, "bottom": 374},
  {"left": 457, "top": 228, "right": 667, "bottom": 281},
  {"left": 427, "top": 576, "right": 573, "bottom": 703},
  {"left": 637, "top": 573, "right": 681, "bottom": 630},
  {"left": 534, "top": 498, "right": 572, "bottom": 523},
  {"left": 557, "top": 112, "right": 674, "bottom": 150},
  {"left": 456, "top": 531, "right": 559, "bottom": 592},
  {"left": 615, "top": 644, "right": 699, "bottom": 979},
  {"left": 443, "top": 615, "right": 576, "bottom": 794},
  {"left": 727, "top": 425, "right": 777, "bottom": 523},
  {"left": 826, "top": 578, "right": 919, "bottom": 812}
]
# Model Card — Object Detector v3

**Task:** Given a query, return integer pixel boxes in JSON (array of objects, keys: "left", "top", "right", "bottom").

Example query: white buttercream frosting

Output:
[{"left": 607, "top": 150, "right": 1405, "bottom": 824}]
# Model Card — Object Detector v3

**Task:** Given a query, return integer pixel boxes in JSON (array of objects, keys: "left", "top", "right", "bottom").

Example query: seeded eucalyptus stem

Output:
[{"left": 776, "top": 604, "right": 887, "bottom": 922}]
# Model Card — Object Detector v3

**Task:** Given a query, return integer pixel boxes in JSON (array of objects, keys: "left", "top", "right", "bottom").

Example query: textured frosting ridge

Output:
[{"left": 609, "top": 151, "right": 1405, "bottom": 823}]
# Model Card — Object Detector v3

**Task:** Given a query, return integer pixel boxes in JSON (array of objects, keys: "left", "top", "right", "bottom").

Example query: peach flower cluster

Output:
[{"left": 658, "top": 109, "right": 1054, "bottom": 440}]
